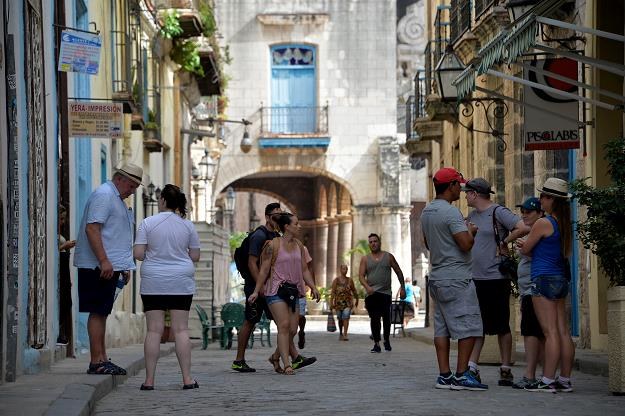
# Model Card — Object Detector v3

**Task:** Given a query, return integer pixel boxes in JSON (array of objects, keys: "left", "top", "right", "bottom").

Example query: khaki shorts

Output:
[{"left": 429, "top": 279, "right": 483, "bottom": 340}]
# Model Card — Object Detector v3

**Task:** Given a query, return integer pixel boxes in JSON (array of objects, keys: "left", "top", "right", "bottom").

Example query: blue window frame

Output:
[{"left": 270, "top": 44, "right": 316, "bottom": 134}]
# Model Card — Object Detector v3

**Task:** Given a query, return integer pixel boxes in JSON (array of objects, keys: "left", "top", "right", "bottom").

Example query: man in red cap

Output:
[{"left": 421, "top": 167, "right": 487, "bottom": 391}]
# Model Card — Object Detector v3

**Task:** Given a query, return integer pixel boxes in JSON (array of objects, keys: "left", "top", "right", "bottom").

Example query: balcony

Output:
[
  {"left": 153, "top": 0, "right": 204, "bottom": 37},
  {"left": 111, "top": 29, "right": 139, "bottom": 115},
  {"left": 258, "top": 105, "right": 330, "bottom": 150},
  {"left": 472, "top": 0, "right": 510, "bottom": 42}
]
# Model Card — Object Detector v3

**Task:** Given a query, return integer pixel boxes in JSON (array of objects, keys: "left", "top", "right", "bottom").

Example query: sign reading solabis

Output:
[
  {"left": 524, "top": 58, "right": 581, "bottom": 151},
  {"left": 58, "top": 30, "right": 102, "bottom": 75},
  {"left": 68, "top": 101, "right": 123, "bottom": 139}
]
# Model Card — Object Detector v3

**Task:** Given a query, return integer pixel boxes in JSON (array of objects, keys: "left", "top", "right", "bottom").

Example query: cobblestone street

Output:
[{"left": 93, "top": 321, "right": 624, "bottom": 416}]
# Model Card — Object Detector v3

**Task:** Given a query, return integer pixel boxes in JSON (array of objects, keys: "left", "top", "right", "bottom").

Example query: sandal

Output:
[
  {"left": 283, "top": 365, "right": 295, "bottom": 375},
  {"left": 140, "top": 384, "right": 154, "bottom": 391},
  {"left": 268, "top": 354, "right": 284, "bottom": 374},
  {"left": 182, "top": 380, "right": 199, "bottom": 390},
  {"left": 87, "top": 361, "right": 125, "bottom": 375}
]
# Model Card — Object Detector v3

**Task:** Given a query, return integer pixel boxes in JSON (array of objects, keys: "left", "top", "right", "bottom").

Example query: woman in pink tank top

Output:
[{"left": 249, "top": 213, "right": 320, "bottom": 375}]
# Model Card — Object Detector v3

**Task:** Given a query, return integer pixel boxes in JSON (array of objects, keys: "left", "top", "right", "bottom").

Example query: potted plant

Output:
[
  {"left": 143, "top": 110, "right": 159, "bottom": 141},
  {"left": 570, "top": 136, "right": 625, "bottom": 394}
]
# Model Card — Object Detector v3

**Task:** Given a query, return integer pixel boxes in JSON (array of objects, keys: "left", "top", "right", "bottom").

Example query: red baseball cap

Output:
[{"left": 433, "top": 167, "right": 466, "bottom": 185}]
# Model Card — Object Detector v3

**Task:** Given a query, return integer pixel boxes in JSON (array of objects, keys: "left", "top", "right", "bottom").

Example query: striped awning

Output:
[
  {"left": 476, "top": 30, "right": 509, "bottom": 75},
  {"left": 503, "top": 14, "right": 539, "bottom": 64},
  {"left": 452, "top": 65, "right": 476, "bottom": 102}
]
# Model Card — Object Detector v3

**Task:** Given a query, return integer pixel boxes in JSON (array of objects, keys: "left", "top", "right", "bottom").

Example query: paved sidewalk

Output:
[
  {"left": 0, "top": 342, "right": 194, "bottom": 416},
  {"left": 92, "top": 327, "right": 624, "bottom": 416}
]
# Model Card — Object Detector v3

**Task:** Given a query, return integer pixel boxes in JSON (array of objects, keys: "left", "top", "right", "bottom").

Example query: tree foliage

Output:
[{"left": 570, "top": 137, "right": 625, "bottom": 286}]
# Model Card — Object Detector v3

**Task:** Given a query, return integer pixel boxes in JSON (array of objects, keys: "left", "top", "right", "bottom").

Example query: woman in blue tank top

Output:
[{"left": 518, "top": 178, "right": 575, "bottom": 393}]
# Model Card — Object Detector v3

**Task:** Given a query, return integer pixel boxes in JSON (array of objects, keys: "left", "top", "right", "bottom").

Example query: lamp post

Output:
[
  {"left": 224, "top": 186, "right": 236, "bottom": 233},
  {"left": 435, "top": 45, "right": 466, "bottom": 102},
  {"left": 142, "top": 182, "right": 157, "bottom": 216},
  {"left": 198, "top": 149, "right": 217, "bottom": 223},
  {"left": 180, "top": 117, "right": 253, "bottom": 153}
]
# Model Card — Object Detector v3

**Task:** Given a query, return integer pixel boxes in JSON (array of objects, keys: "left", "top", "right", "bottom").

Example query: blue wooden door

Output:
[{"left": 270, "top": 45, "right": 316, "bottom": 134}]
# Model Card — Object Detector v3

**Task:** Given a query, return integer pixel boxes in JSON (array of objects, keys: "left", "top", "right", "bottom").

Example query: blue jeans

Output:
[{"left": 530, "top": 275, "right": 568, "bottom": 300}]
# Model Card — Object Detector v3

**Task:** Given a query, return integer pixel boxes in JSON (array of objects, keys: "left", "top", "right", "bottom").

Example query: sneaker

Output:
[
  {"left": 452, "top": 370, "right": 489, "bottom": 391},
  {"left": 370, "top": 344, "right": 381, "bottom": 353},
  {"left": 498, "top": 367, "right": 514, "bottom": 386},
  {"left": 291, "top": 355, "right": 317, "bottom": 370},
  {"left": 512, "top": 376, "right": 536, "bottom": 389},
  {"left": 525, "top": 380, "right": 557, "bottom": 393},
  {"left": 554, "top": 378, "right": 573, "bottom": 393},
  {"left": 435, "top": 374, "right": 455, "bottom": 390},
  {"left": 232, "top": 360, "right": 256, "bottom": 373},
  {"left": 383, "top": 341, "right": 392, "bottom": 351},
  {"left": 469, "top": 368, "right": 482, "bottom": 383}
]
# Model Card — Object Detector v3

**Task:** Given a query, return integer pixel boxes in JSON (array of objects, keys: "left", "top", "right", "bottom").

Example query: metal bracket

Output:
[
  {"left": 444, "top": 98, "right": 510, "bottom": 152},
  {"left": 53, "top": 22, "right": 100, "bottom": 36}
]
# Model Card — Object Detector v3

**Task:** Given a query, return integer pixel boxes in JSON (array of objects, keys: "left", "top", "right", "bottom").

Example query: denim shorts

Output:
[
  {"left": 530, "top": 275, "right": 568, "bottom": 300},
  {"left": 265, "top": 294, "right": 284, "bottom": 305},
  {"left": 299, "top": 297, "right": 307, "bottom": 315},
  {"left": 336, "top": 308, "right": 351, "bottom": 320}
]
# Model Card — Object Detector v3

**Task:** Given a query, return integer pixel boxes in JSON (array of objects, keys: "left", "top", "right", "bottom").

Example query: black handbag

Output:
[
  {"left": 277, "top": 282, "right": 299, "bottom": 312},
  {"left": 492, "top": 206, "right": 519, "bottom": 282}
]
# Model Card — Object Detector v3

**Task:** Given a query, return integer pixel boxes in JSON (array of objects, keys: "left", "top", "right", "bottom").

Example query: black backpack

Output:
[{"left": 234, "top": 226, "right": 271, "bottom": 279}]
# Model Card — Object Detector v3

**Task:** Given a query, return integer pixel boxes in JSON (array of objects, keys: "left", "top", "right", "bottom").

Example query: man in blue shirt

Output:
[{"left": 74, "top": 163, "right": 142, "bottom": 376}]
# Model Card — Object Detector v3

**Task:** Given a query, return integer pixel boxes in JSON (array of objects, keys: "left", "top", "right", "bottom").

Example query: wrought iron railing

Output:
[
  {"left": 260, "top": 105, "right": 329, "bottom": 136},
  {"left": 474, "top": 0, "right": 496, "bottom": 19},
  {"left": 405, "top": 95, "right": 418, "bottom": 140},
  {"left": 434, "top": 5, "right": 450, "bottom": 67},
  {"left": 414, "top": 70, "right": 428, "bottom": 119},
  {"left": 450, "top": 0, "right": 472, "bottom": 43},
  {"left": 111, "top": 30, "right": 132, "bottom": 96}
]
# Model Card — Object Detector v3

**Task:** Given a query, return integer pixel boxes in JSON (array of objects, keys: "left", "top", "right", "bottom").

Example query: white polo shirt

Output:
[{"left": 74, "top": 181, "right": 136, "bottom": 271}]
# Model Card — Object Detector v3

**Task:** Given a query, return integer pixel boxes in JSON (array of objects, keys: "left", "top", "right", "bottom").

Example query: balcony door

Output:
[{"left": 270, "top": 45, "right": 316, "bottom": 134}]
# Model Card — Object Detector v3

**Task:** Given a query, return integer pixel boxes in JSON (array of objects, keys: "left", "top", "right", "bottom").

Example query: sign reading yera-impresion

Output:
[
  {"left": 68, "top": 101, "right": 123, "bottom": 138},
  {"left": 58, "top": 30, "right": 102, "bottom": 75},
  {"left": 524, "top": 58, "right": 581, "bottom": 151}
]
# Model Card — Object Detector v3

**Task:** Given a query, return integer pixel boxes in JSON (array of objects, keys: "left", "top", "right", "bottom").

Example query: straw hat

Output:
[
  {"left": 115, "top": 163, "right": 144, "bottom": 185},
  {"left": 537, "top": 177, "right": 571, "bottom": 198}
]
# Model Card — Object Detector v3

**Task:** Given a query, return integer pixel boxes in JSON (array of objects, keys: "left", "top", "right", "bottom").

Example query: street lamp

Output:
[
  {"left": 504, "top": 0, "right": 538, "bottom": 23},
  {"left": 435, "top": 45, "right": 466, "bottom": 102},
  {"left": 198, "top": 149, "right": 216, "bottom": 181},
  {"left": 142, "top": 181, "right": 157, "bottom": 216},
  {"left": 181, "top": 117, "right": 253, "bottom": 153},
  {"left": 224, "top": 186, "right": 236, "bottom": 232}
]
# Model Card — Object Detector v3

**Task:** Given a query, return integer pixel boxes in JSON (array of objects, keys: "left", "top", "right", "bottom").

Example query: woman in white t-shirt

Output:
[{"left": 133, "top": 184, "right": 201, "bottom": 390}]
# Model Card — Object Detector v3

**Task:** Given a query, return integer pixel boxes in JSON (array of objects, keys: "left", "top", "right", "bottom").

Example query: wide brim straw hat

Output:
[
  {"left": 115, "top": 163, "right": 144, "bottom": 186},
  {"left": 537, "top": 177, "right": 571, "bottom": 199}
]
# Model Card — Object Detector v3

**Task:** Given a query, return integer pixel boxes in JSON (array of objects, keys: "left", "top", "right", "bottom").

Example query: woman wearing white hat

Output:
[{"left": 518, "top": 177, "right": 574, "bottom": 393}]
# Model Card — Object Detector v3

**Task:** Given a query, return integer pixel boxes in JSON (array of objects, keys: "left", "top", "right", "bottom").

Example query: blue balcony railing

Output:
[{"left": 260, "top": 105, "right": 329, "bottom": 136}]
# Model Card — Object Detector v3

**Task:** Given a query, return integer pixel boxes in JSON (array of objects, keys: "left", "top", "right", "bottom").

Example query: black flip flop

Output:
[
  {"left": 140, "top": 384, "right": 154, "bottom": 391},
  {"left": 182, "top": 380, "right": 199, "bottom": 390}
]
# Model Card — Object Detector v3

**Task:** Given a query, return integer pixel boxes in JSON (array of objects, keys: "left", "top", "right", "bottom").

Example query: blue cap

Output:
[{"left": 516, "top": 197, "right": 541, "bottom": 211}]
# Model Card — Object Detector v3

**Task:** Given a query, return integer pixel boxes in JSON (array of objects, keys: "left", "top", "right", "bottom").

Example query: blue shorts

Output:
[
  {"left": 299, "top": 297, "right": 307, "bottom": 316},
  {"left": 530, "top": 275, "right": 568, "bottom": 300},
  {"left": 265, "top": 294, "right": 284, "bottom": 305},
  {"left": 336, "top": 308, "right": 352, "bottom": 320}
]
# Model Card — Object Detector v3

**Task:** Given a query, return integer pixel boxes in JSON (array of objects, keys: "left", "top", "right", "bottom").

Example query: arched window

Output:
[{"left": 270, "top": 44, "right": 317, "bottom": 134}]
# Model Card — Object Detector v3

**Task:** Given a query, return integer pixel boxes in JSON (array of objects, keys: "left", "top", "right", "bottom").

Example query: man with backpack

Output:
[{"left": 232, "top": 203, "right": 282, "bottom": 372}]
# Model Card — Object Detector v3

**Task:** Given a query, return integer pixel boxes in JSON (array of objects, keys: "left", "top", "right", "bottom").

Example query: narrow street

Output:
[{"left": 94, "top": 321, "right": 623, "bottom": 416}]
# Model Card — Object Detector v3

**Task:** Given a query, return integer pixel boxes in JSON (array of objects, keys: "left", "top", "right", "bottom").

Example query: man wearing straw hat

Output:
[{"left": 74, "top": 162, "right": 143, "bottom": 375}]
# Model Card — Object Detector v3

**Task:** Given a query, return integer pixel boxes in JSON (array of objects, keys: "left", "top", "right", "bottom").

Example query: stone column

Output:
[
  {"left": 313, "top": 219, "right": 328, "bottom": 288},
  {"left": 326, "top": 217, "right": 339, "bottom": 286},
  {"left": 336, "top": 215, "right": 353, "bottom": 269}
]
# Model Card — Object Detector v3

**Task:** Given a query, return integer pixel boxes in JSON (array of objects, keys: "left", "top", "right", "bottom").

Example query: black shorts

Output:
[
  {"left": 244, "top": 284, "right": 272, "bottom": 323},
  {"left": 474, "top": 279, "right": 511, "bottom": 335},
  {"left": 78, "top": 268, "right": 120, "bottom": 316},
  {"left": 141, "top": 294, "right": 193, "bottom": 311},
  {"left": 520, "top": 295, "right": 544, "bottom": 338}
]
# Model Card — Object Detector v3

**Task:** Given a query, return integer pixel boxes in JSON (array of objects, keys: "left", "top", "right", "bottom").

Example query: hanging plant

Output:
[
  {"left": 170, "top": 39, "right": 205, "bottom": 77},
  {"left": 160, "top": 11, "right": 183, "bottom": 39}
]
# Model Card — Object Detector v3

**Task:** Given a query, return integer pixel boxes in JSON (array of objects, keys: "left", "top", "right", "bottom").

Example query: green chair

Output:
[
  {"left": 195, "top": 304, "right": 224, "bottom": 350},
  {"left": 220, "top": 302, "right": 246, "bottom": 349},
  {"left": 250, "top": 311, "right": 271, "bottom": 348}
]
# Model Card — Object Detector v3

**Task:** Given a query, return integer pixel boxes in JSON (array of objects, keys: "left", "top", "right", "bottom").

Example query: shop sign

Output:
[
  {"left": 68, "top": 101, "right": 123, "bottom": 138},
  {"left": 524, "top": 58, "right": 581, "bottom": 151},
  {"left": 58, "top": 30, "right": 101, "bottom": 75}
]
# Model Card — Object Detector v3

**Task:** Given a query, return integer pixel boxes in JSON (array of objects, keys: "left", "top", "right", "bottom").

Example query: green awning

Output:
[
  {"left": 476, "top": 30, "right": 509, "bottom": 75},
  {"left": 452, "top": 65, "right": 476, "bottom": 102},
  {"left": 504, "top": 14, "right": 539, "bottom": 64}
]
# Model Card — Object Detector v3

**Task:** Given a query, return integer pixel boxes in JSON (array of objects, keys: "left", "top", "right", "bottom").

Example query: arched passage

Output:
[{"left": 217, "top": 169, "right": 354, "bottom": 289}]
